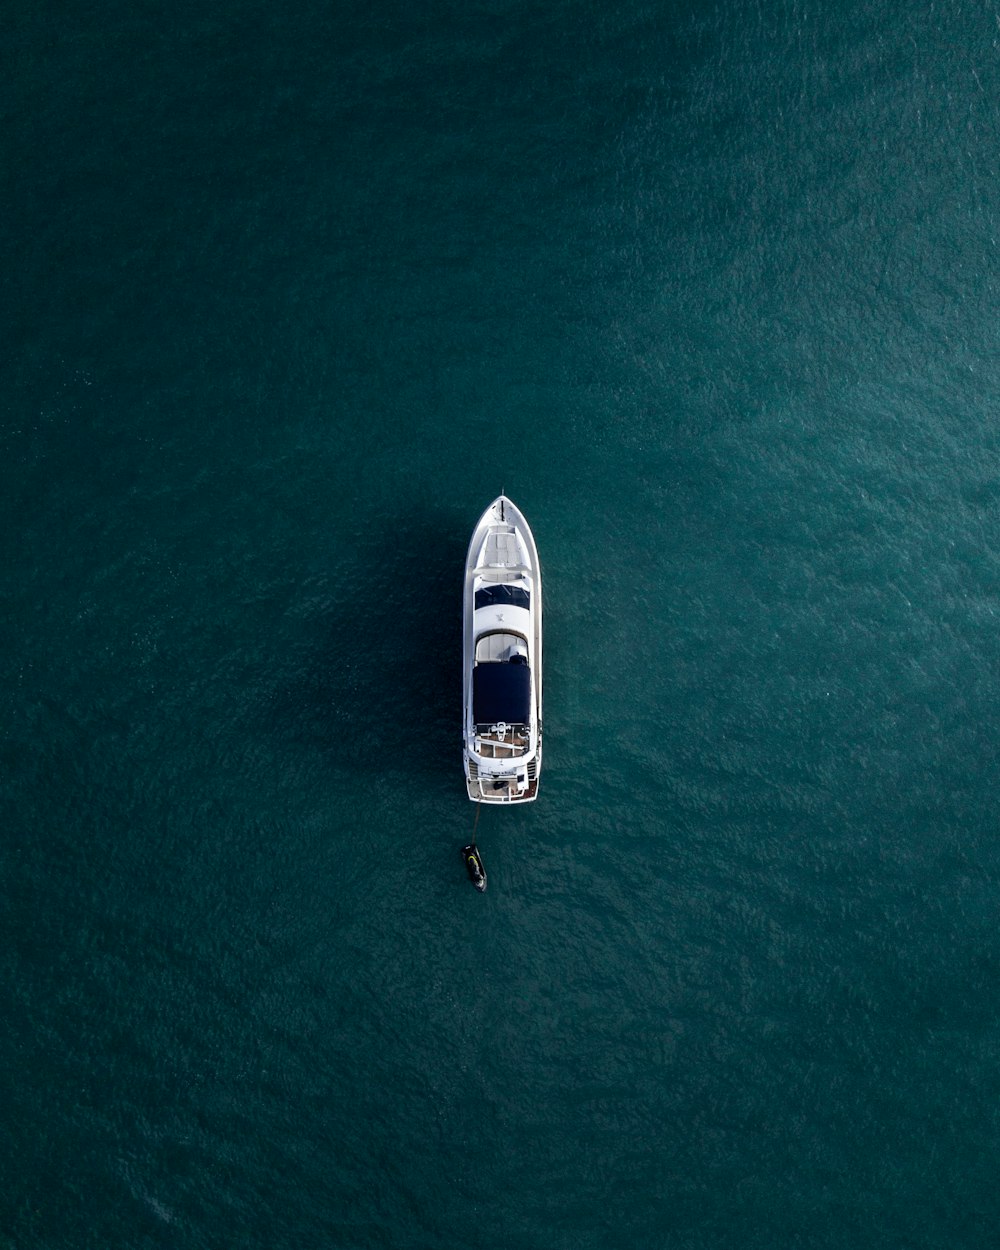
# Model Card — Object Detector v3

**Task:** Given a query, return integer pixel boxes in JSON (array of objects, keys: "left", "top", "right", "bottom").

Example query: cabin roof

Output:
[{"left": 472, "top": 661, "right": 531, "bottom": 725}]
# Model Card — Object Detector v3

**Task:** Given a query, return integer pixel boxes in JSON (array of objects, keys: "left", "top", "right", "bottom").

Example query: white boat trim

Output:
[{"left": 462, "top": 496, "right": 542, "bottom": 803}]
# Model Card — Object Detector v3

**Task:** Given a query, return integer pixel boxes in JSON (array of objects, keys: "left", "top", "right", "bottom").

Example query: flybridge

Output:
[{"left": 472, "top": 660, "right": 531, "bottom": 726}]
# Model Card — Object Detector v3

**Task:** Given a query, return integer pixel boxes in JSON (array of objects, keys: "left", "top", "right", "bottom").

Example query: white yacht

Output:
[{"left": 463, "top": 496, "right": 542, "bottom": 803}]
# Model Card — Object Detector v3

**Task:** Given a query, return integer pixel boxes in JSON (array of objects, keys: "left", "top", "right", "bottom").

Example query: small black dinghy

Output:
[{"left": 461, "top": 843, "right": 487, "bottom": 892}]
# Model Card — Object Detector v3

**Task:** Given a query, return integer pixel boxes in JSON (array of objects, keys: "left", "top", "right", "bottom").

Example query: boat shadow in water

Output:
[{"left": 266, "top": 508, "right": 465, "bottom": 795}]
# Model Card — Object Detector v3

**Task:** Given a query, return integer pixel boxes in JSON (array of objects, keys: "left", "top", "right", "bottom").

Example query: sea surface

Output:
[{"left": 3, "top": 2, "right": 1000, "bottom": 1247}]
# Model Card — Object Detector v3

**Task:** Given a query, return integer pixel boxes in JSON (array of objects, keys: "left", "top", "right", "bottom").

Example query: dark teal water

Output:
[{"left": 4, "top": 3, "right": 1000, "bottom": 1246}]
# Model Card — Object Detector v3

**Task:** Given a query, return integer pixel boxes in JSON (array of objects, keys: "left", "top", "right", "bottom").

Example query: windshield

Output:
[{"left": 474, "top": 585, "right": 530, "bottom": 611}]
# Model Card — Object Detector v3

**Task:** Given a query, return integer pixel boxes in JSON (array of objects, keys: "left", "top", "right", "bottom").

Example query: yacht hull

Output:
[{"left": 462, "top": 496, "right": 542, "bottom": 803}]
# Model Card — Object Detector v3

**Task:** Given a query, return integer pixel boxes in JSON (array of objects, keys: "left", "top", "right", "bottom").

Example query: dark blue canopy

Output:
[{"left": 473, "top": 661, "right": 531, "bottom": 725}]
